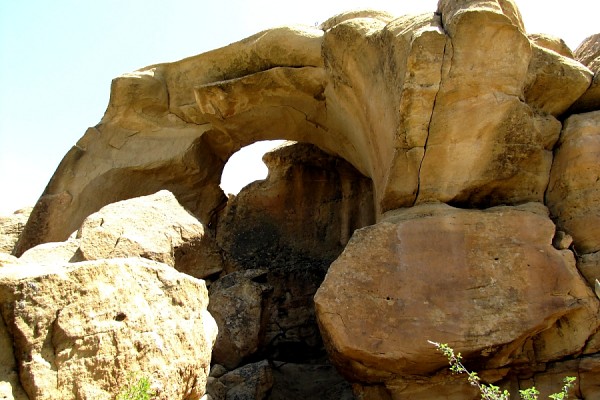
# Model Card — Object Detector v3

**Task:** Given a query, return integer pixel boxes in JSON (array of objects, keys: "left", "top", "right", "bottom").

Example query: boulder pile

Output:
[{"left": 2, "top": 0, "right": 600, "bottom": 399}]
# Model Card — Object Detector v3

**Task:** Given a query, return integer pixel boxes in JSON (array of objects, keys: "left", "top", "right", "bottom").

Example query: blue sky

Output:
[{"left": 1, "top": 0, "right": 598, "bottom": 214}]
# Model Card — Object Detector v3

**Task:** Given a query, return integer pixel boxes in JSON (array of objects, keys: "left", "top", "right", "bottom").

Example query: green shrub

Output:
[
  {"left": 429, "top": 341, "right": 576, "bottom": 400},
  {"left": 115, "top": 375, "right": 156, "bottom": 400}
]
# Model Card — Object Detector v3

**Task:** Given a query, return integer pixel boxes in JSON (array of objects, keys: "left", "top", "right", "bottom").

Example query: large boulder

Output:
[
  {"left": 314, "top": 203, "right": 599, "bottom": 396},
  {"left": 546, "top": 111, "right": 600, "bottom": 254},
  {"left": 74, "top": 190, "right": 223, "bottom": 276},
  {"left": 570, "top": 33, "right": 600, "bottom": 113},
  {"left": 17, "top": 190, "right": 224, "bottom": 280},
  {"left": 0, "top": 258, "right": 217, "bottom": 400},
  {"left": 208, "top": 270, "right": 271, "bottom": 370}
]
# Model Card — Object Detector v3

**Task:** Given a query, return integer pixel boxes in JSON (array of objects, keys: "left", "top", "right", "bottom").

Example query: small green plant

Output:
[
  {"left": 429, "top": 341, "right": 576, "bottom": 400},
  {"left": 116, "top": 374, "right": 156, "bottom": 400}
]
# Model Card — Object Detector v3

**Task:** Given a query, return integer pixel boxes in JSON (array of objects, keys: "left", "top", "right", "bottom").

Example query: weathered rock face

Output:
[
  {"left": 207, "top": 142, "right": 372, "bottom": 395},
  {"left": 0, "top": 298, "right": 28, "bottom": 400},
  {"left": 314, "top": 203, "right": 599, "bottom": 396},
  {"left": 15, "top": 0, "right": 595, "bottom": 253},
  {"left": 0, "top": 208, "right": 31, "bottom": 255},
  {"left": 6, "top": 0, "right": 600, "bottom": 399},
  {"left": 0, "top": 258, "right": 217, "bottom": 400},
  {"left": 16, "top": 190, "right": 224, "bottom": 279},
  {"left": 546, "top": 111, "right": 600, "bottom": 254},
  {"left": 571, "top": 33, "right": 600, "bottom": 113},
  {"left": 216, "top": 142, "right": 374, "bottom": 273}
]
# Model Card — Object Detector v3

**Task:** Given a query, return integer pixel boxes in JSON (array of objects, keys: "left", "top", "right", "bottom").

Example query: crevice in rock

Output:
[
  {"left": 413, "top": 36, "right": 449, "bottom": 206},
  {"left": 207, "top": 142, "right": 373, "bottom": 399}
]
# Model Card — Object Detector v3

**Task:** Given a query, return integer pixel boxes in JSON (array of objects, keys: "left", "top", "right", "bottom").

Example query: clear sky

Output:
[{"left": 0, "top": 0, "right": 598, "bottom": 214}]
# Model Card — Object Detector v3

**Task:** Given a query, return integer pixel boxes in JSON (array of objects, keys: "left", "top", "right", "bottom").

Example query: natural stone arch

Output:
[
  {"left": 14, "top": 16, "right": 389, "bottom": 254},
  {"left": 15, "top": 2, "right": 593, "bottom": 260}
]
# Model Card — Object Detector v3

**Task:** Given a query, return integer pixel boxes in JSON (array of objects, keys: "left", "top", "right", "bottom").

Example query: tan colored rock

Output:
[
  {"left": 18, "top": 1, "right": 598, "bottom": 251},
  {"left": 319, "top": 10, "right": 395, "bottom": 31},
  {"left": 524, "top": 42, "right": 592, "bottom": 116},
  {"left": 576, "top": 33, "right": 600, "bottom": 71},
  {"left": 74, "top": 190, "right": 223, "bottom": 279},
  {"left": 437, "top": 0, "right": 525, "bottom": 33},
  {"left": 528, "top": 33, "right": 574, "bottom": 58},
  {"left": 579, "top": 251, "right": 600, "bottom": 290},
  {"left": 579, "top": 354, "right": 600, "bottom": 398},
  {"left": 0, "top": 258, "right": 217, "bottom": 400},
  {"left": 514, "top": 356, "right": 600, "bottom": 399},
  {"left": 0, "top": 208, "right": 31, "bottom": 255},
  {"left": 416, "top": 1, "right": 561, "bottom": 207},
  {"left": 571, "top": 33, "right": 600, "bottom": 113},
  {"left": 315, "top": 203, "right": 599, "bottom": 389},
  {"left": 0, "top": 253, "right": 20, "bottom": 267},
  {"left": 0, "top": 309, "right": 28, "bottom": 400},
  {"left": 546, "top": 111, "right": 600, "bottom": 254},
  {"left": 14, "top": 26, "right": 324, "bottom": 254},
  {"left": 18, "top": 235, "right": 80, "bottom": 265}
]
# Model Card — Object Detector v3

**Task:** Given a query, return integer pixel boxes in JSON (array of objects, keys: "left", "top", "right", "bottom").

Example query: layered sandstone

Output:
[
  {"left": 4, "top": 0, "right": 600, "bottom": 399},
  {"left": 0, "top": 258, "right": 217, "bottom": 400}
]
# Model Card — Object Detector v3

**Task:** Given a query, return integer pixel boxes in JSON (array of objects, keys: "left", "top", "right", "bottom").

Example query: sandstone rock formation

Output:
[
  {"left": 0, "top": 258, "right": 217, "bottom": 400},
  {"left": 314, "top": 203, "right": 600, "bottom": 397},
  {"left": 216, "top": 142, "right": 374, "bottom": 274},
  {"left": 15, "top": 0, "right": 594, "bottom": 253},
  {"left": 547, "top": 111, "right": 600, "bottom": 255},
  {"left": 17, "top": 190, "right": 223, "bottom": 279},
  {"left": 571, "top": 33, "right": 600, "bottom": 113},
  {"left": 4, "top": 0, "right": 600, "bottom": 399},
  {"left": 0, "top": 208, "right": 31, "bottom": 255}
]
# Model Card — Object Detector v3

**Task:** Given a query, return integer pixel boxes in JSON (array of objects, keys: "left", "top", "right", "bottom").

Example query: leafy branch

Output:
[{"left": 428, "top": 341, "right": 576, "bottom": 400}]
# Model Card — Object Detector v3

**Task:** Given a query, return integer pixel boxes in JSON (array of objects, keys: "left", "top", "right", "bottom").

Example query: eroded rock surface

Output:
[
  {"left": 547, "top": 111, "right": 600, "bottom": 254},
  {"left": 5, "top": 0, "right": 600, "bottom": 399},
  {"left": 208, "top": 142, "right": 373, "bottom": 395},
  {"left": 216, "top": 142, "right": 374, "bottom": 273},
  {"left": 315, "top": 203, "right": 599, "bottom": 396},
  {"left": 16, "top": 0, "right": 596, "bottom": 253},
  {"left": 571, "top": 33, "right": 600, "bottom": 113},
  {"left": 17, "top": 190, "right": 224, "bottom": 279},
  {"left": 0, "top": 258, "right": 217, "bottom": 400},
  {"left": 0, "top": 208, "right": 31, "bottom": 255}
]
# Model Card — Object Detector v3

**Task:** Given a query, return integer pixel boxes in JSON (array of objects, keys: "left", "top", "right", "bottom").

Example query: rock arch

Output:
[{"left": 14, "top": 1, "right": 595, "bottom": 263}]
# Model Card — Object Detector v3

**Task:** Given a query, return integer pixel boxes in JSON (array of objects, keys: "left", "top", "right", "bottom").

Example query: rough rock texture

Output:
[
  {"left": 0, "top": 295, "right": 28, "bottom": 400},
  {"left": 315, "top": 203, "right": 599, "bottom": 397},
  {"left": 216, "top": 142, "right": 374, "bottom": 273},
  {"left": 0, "top": 258, "right": 217, "bottom": 400},
  {"left": 528, "top": 33, "right": 574, "bottom": 58},
  {"left": 547, "top": 111, "right": 600, "bottom": 254},
  {"left": 207, "top": 360, "right": 273, "bottom": 400},
  {"left": 208, "top": 142, "right": 373, "bottom": 390},
  {"left": 18, "top": 234, "right": 80, "bottom": 266},
  {"left": 0, "top": 208, "right": 31, "bottom": 255},
  {"left": 73, "top": 190, "right": 223, "bottom": 278},
  {"left": 15, "top": 0, "right": 594, "bottom": 252},
  {"left": 579, "top": 251, "right": 600, "bottom": 291},
  {"left": 208, "top": 270, "right": 270, "bottom": 369},
  {"left": 206, "top": 361, "right": 354, "bottom": 400},
  {"left": 6, "top": 0, "right": 600, "bottom": 399},
  {"left": 16, "top": 190, "right": 224, "bottom": 279},
  {"left": 571, "top": 33, "right": 600, "bottom": 113}
]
